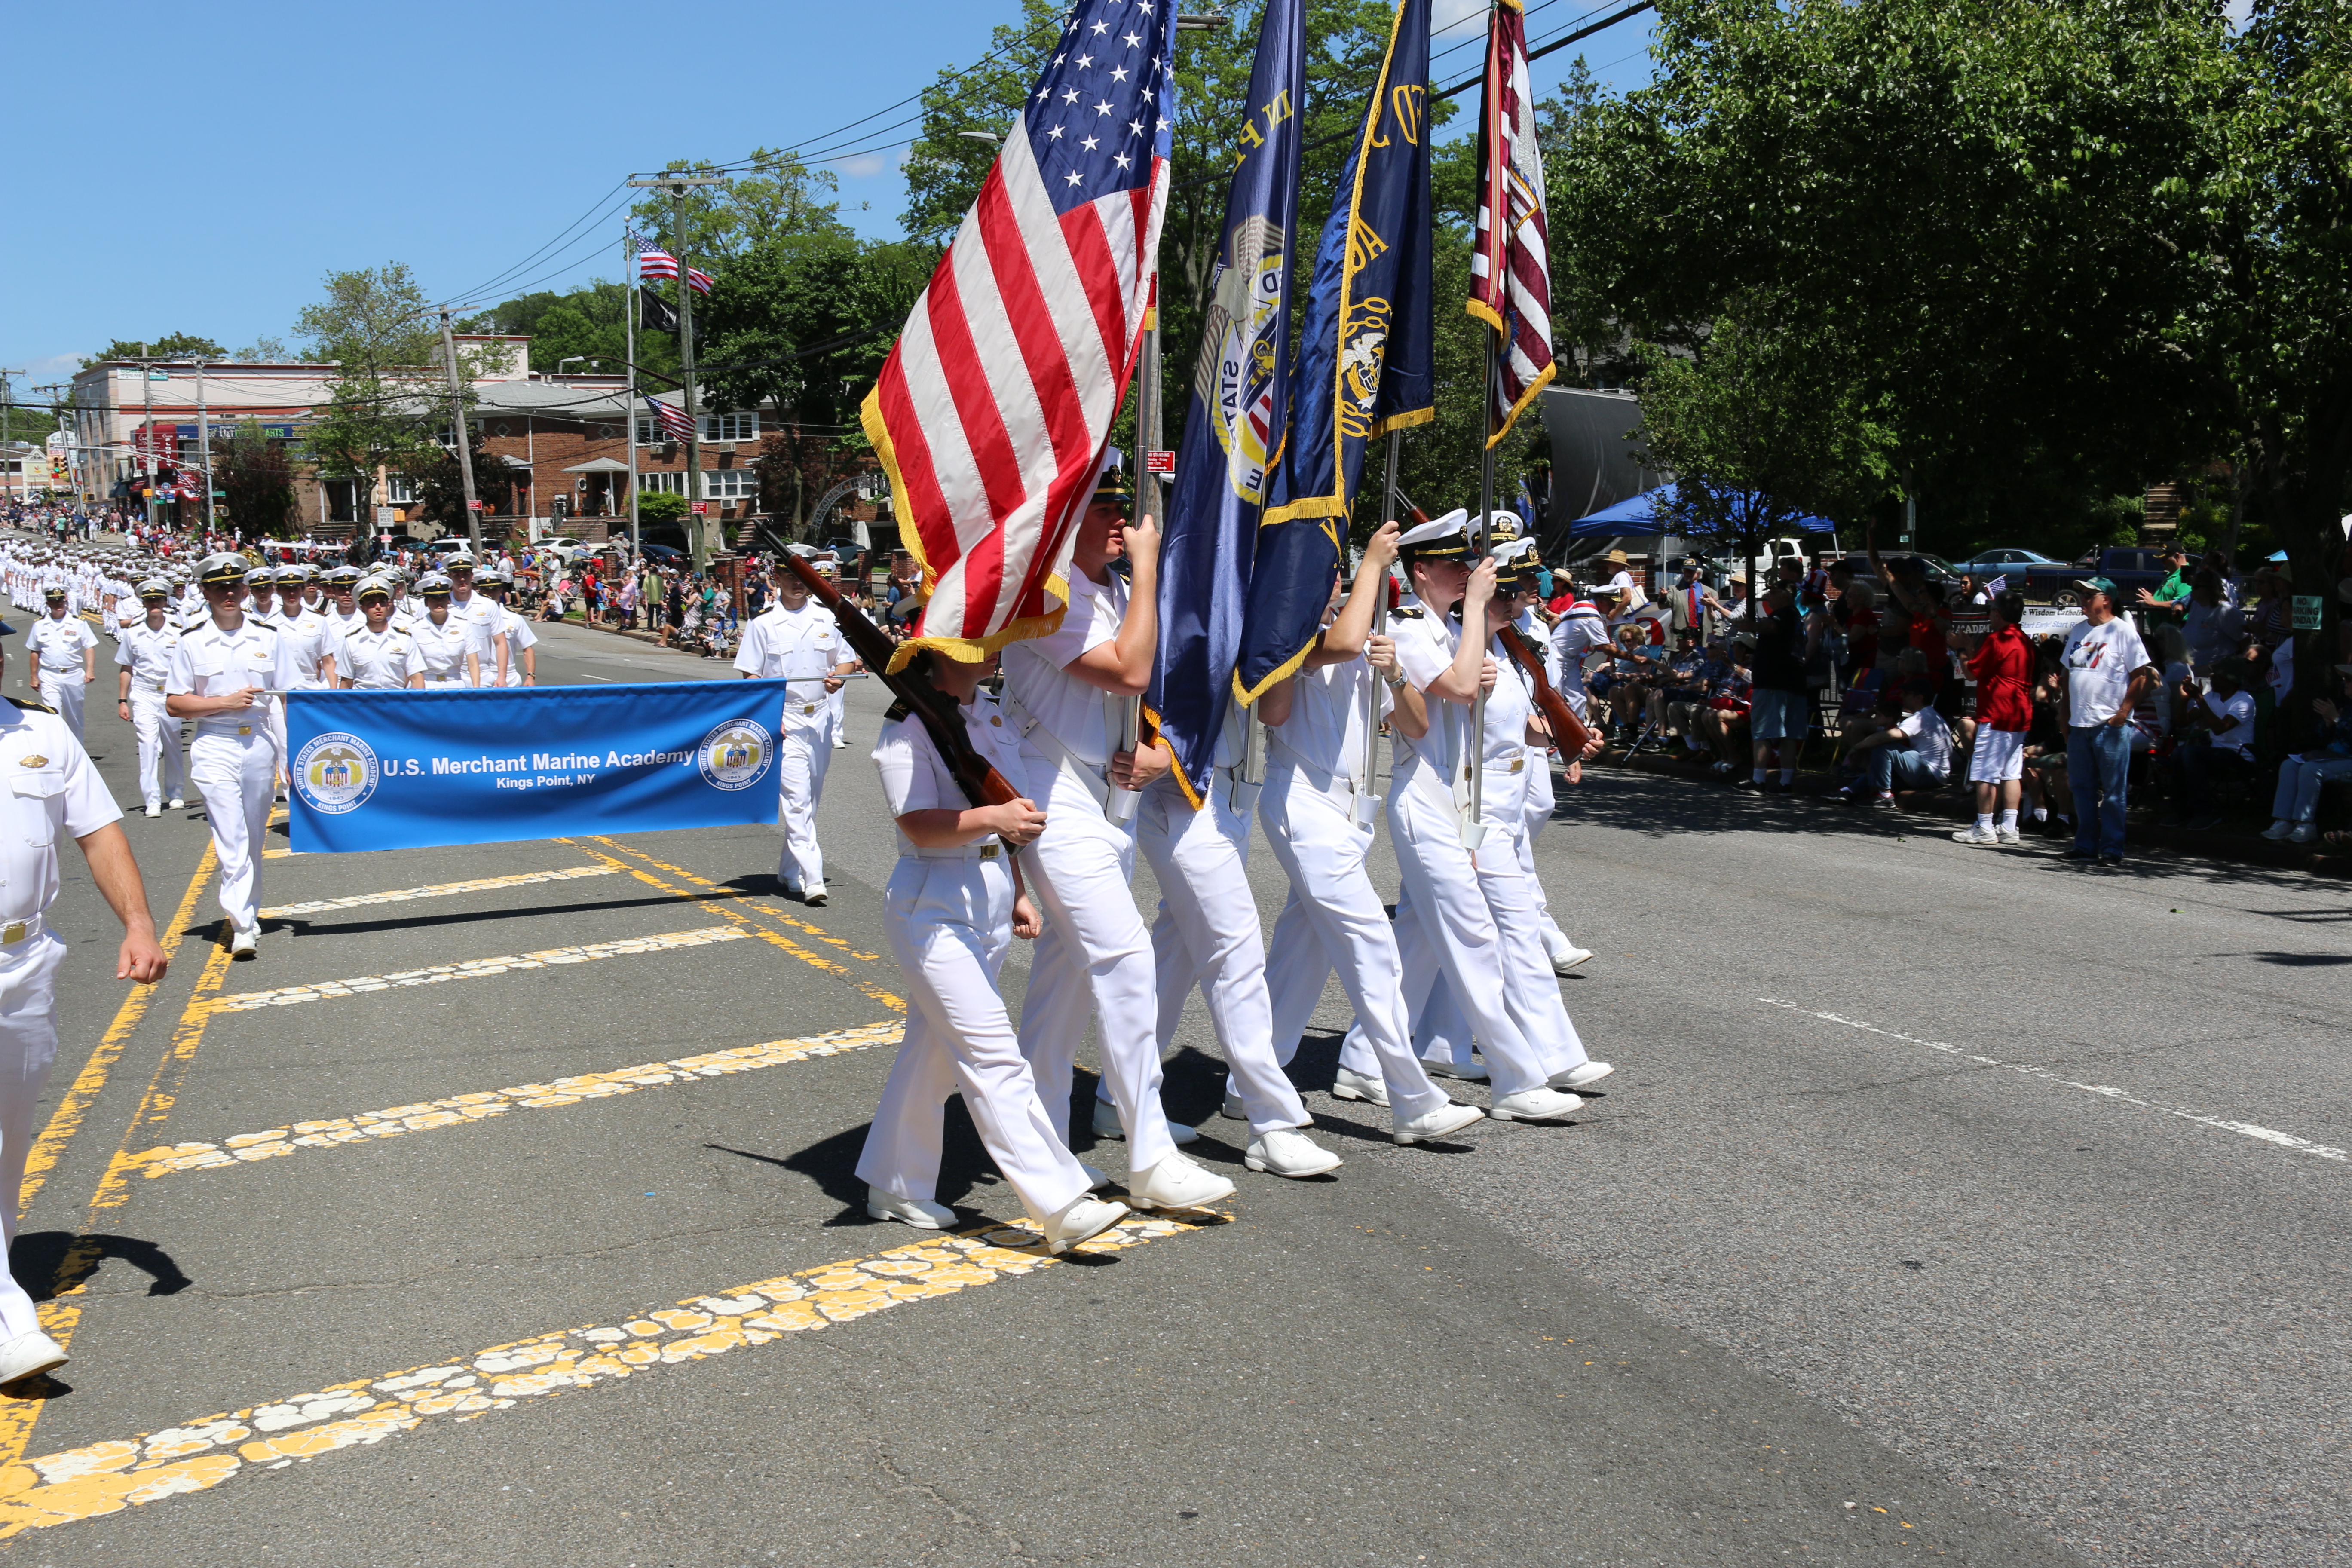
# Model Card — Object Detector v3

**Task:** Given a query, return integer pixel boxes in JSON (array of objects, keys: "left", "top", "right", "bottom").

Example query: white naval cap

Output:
[
  {"left": 1396, "top": 508, "right": 1473, "bottom": 559},
  {"left": 1491, "top": 537, "right": 1537, "bottom": 564}
]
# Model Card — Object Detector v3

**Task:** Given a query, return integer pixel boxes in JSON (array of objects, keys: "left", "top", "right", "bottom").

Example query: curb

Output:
[{"left": 1591, "top": 746, "right": 2352, "bottom": 880}]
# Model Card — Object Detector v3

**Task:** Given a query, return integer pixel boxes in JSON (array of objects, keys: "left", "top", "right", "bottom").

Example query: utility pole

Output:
[
  {"left": 629, "top": 171, "right": 729, "bottom": 571},
  {"left": 194, "top": 355, "right": 214, "bottom": 532},
  {"left": 437, "top": 310, "right": 483, "bottom": 552},
  {"left": 622, "top": 228, "right": 641, "bottom": 559},
  {"left": 0, "top": 368, "right": 21, "bottom": 449}
]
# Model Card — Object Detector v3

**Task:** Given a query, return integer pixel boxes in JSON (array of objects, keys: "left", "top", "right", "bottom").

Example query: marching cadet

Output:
[
  {"left": 242, "top": 566, "right": 282, "bottom": 626},
  {"left": 407, "top": 574, "right": 481, "bottom": 688},
  {"left": 852, "top": 646, "right": 1129, "bottom": 1253},
  {"left": 733, "top": 557, "right": 856, "bottom": 905},
  {"left": 477, "top": 569, "right": 538, "bottom": 686},
  {"left": 113, "top": 578, "right": 187, "bottom": 817},
  {"left": 1001, "top": 469, "right": 1231, "bottom": 1213},
  {"left": 1373, "top": 512, "right": 1599, "bottom": 1121},
  {"left": 27, "top": 588, "right": 98, "bottom": 741},
  {"left": 273, "top": 567, "right": 337, "bottom": 692},
  {"left": 332, "top": 578, "right": 422, "bottom": 689},
  {"left": 395, "top": 567, "right": 426, "bottom": 626},
  {"left": 320, "top": 565, "right": 365, "bottom": 638},
  {"left": 1499, "top": 536, "right": 1596, "bottom": 975},
  {"left": 1255, "top": 522, "right": 1487, "bottom": 1143},
  {"left": 0, "top": 617, "right": 169, "bottom": 1387},
  {"left": 442, "top": 553, "right": 508, "bottom": 685},
  {"left": 166, "top": 553, "right": 300, "bottom": 959}
]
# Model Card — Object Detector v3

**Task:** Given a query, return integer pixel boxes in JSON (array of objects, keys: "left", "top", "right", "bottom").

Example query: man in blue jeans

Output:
[{"left": 2058, "top": 577, "right": 2155, "bottom": 867}]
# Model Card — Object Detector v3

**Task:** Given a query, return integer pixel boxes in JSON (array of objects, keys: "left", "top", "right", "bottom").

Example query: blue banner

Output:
[
  {"left": 1235, "top": 0, "right": 1436, "bottom": 703},
  {"left": 285, "top": 680, "right": 789, "bottom": 853},
  {"left": 1147, "top": 0, "right": 1304, "bottom": 805}
]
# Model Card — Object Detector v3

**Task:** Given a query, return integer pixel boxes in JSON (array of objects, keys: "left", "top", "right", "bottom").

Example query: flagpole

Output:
[
  {"left": 1106, "top": 288, "right": 1154, "bottom": 825},
  {"left": 1464, "top": 330, "right": 1494, "bottom": 850},
  {"left": 623, "top": 227, "right": 640, "bottom": 560},
  {"left": 1353, "top": 429, "right": 1402, "bottom": 829}
]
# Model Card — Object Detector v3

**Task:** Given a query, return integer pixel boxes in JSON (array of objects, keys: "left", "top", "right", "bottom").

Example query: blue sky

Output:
[{"left": 0, "top": 0, "right": 1658, "bottom": 397}]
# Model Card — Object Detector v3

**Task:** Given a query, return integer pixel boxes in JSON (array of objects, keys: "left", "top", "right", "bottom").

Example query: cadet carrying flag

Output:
[
  {"left": 1232, "top": 0, "right": 1434, "bottom": 703},
  {"left": 1148, "top": 0, "right": 1305, "bottom": 801}
]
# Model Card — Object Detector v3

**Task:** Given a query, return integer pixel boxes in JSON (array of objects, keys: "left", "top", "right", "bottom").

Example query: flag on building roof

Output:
[
  {"left": 634, "top": 234, "right": 680, "bottom": 282},
  {"left": 1235, "top": 0, "right": 1435, "bottom": 704},
  {"left": 647, "top": 395, "right": 695, "bottom": 443},
  {"left": 1467, "top": 0, "right": 1556, "bottom": 448},
  {"left": 1148, "top": 0, "right": 1304, "bottom": 800},
  {"left": 859, "top": 0, "right": 1177, "bottom": 670}
]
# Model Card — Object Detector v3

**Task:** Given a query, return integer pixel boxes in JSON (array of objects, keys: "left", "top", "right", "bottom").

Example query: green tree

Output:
[
  {"left": 212, "top": 421, "right": 298, "bottom": 537},
  {"left": 83, "top": 334, "right": 226, "bottom": 365},
  {"left": 403, "top": 442, "right": 515, "bottom": 536},
  {"left": 294, "top": 263, "right": 459, "bottom": 508},
  {"left": 630, "top": 149, "right": 854, "bottom": 264},
  {"left": 637, "top": 488, "right": 689, "bottom": 525},
  {"left": 461, "top": 283, "right": 682, "bottom": 383}
]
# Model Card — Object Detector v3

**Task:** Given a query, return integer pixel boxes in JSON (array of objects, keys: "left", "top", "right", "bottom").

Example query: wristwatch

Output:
[{"left": 1384, "top": 673, "right": 1408, "bottom": 689}]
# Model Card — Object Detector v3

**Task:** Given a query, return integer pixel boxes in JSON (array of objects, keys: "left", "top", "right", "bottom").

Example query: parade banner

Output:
[{"left": 285, "top": 680, "right": 789, "bottom": 853}]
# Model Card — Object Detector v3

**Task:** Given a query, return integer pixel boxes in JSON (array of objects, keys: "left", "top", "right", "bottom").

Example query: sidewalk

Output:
[{"left": 1593, "top": 743, "right": 2352, "bottom": 880}]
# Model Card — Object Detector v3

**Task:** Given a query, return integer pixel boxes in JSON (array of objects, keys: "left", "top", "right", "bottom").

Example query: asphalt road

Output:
[{"left": 0, "top": 610, "right": 2341, "bottom": 1566}]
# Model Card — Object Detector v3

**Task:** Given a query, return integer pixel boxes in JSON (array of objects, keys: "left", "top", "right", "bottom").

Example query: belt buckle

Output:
[
  {"left": 237, "top": 725, "right": 252, "bottom": 736},
  {"left": 979, "top": 843, "right": 999, "bottom": 860},
  {"left": 802, "top": 703, "right": 818, "bottom": 714},
  {"left": 1510, "top": 758, "right": 1525, "bottom": 775},
  {"left": 0, "top": 922, "right": 25, "bottom": 944}
]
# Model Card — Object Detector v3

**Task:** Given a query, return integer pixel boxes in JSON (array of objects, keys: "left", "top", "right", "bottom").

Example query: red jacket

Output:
[{"left": 1969, "top": 622, "right": 2034, "bottom": 732}]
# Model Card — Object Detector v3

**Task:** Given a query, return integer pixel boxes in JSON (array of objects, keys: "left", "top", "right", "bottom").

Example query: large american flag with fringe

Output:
[
  {"left": 861, "top": 0, "right": 1176, "bottom": 667},
  {"left": 1467, "top": 0, "right": 1556, "bottom": 447}
]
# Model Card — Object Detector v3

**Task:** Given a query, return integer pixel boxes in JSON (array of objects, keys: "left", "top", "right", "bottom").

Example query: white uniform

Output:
[
  {"left": 1360, "top": 599, "right": 1589, "bottom": 1094},
  {"left": 854, "top": 696, "right": 1090, "bottom": 1225},
  {"left": 1136, "top": 703, "right": 1311, "bottom": 1136},
  {"left": 113, "top": 619, "right": 187, "bottom": 810},
  {"left": 1000, "top": 567, "right": 1180, "bottom": 1171},
  {"left": 25, "top": 613, "right": 98, "bottom": 741},
  {"left": 446, "top": 591, "right": 505, "bottom": 682},
  {"left": 1256, "top": 652, "right": 1453, "bottom": 1119},
  {"left": 495, "top": 606, "right": 538, "bottom": 686},
  {"left": 167, "top": 618, "right": 299, "bottom": 937},
  {"left": 406, "top": 615, "right": 477, "bottom": 688},
  {"left": 0, "top": 701, "right": 122, "bottom": 1339},
  {"left": 331, "top": 625, "right": 420, "bottom": 690},
  {"left": 732, "top": 602, "right": 847, "bottom": 893},
  {"left": 1514, "top": 604, "right": 1579, "bottom": 968}
]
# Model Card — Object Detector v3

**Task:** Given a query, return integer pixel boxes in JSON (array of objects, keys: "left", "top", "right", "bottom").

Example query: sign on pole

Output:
[{"left": 2292, "top": 595, "right": 2324, "bottom": 631}]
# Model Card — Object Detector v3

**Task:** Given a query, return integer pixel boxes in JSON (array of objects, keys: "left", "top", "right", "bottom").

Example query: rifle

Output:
[
  {"left": 1388, "top": 486, "right": 1592, "bottom": 760},
  {"left": 779, "top": 554, "right": 1024, "bottom": 818}
]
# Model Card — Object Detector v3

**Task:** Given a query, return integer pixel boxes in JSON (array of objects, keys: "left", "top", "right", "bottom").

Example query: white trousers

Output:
[
  {"left": 38, "top": 672, "right": 85, "bottom": 743},
  {"left": 190, "top": 727, "right": 276, "bottom": 932},
  {"left": 777, "top": 722, "right": 833, "bottom": 890},
  {"left": 1257, "top": 765, "right": 1450, "bottom": 1121},
  {"left": 129, "top": 692, "right": 185, "bottom": 809},
  {"left": 0, "top": 931, "right": 63, "bottom": 1339},
  {"left": 1136, "top": 777, "right": 1309, "bottom": 1136},
  {"left": 828, "top": 687, "right": 849, "bottom": 745},
  {"left": 1522, "top": 756, "right": 1576, "bottom": 961},
  {"left": 1384, "top": 835, "right": 1592, "bottom": 1080},
  {"left": 856, "top": 858, "right": 1088, "bottom": 1224},
  {"left": 1014, "top": 753, "right": 1177, "bottom": 1172}
]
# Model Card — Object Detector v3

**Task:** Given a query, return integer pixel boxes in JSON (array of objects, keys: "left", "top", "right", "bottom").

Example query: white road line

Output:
[
  {"left": 127, "top": 1020, "right": 904, "bottom": 1177},
  {"left": 260, "top": 865, "right": 620, "bottom": 919},
  {"left": 1760, "top": 998, "right": 2351, "bottom": 1166},
  {"left": 205, "top": 927, "right": 750, "bottom": 1014}
]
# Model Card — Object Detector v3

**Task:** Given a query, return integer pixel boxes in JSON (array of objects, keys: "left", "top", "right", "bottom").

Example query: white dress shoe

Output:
[
  {"left": 1551, "top": 1061, "right": 1614, "bottom": 1090},
  {"left": 1169, "top": 1120, "right": 1199, "bottom": 1145},
  {"left": 229, "top": 926, "right": 258, "bottom": 959},
  {"left": 1425, "top": 1057, "right": 1487, "bottom": 1082},
  {"left": 1078, "top": 1161, "right": 1110, "bottom": 1191},
  {"left": 1331, "top": 1066, "right": 1390, "bottom": 1106},
  {"left": 1394, "top": 1101, "right": 1484, "bottom": 1145},
  {"left": 168, "top": 797, "right": 184, "bottom": 809},
  {"left": 1220, "top": 1090, "right": 1246, "bottom": 1121},
  {"left": 1550, "top": 945, "right": 1594, "bottom": 974},
  {"left": 1124, "top": 1152, "right": 1235, "bottom": 1211},
  {"left": 866, "top": 1188, "right": 955, "bottom": 1228},
  {"left": 1090, "top": 1097, "right": 1199, "bottom": 1145},
  {"left": 1488, "top": 1086, "right": 1583, "bottom": 1123},
  {"left": 1244, "top": 1127, "right": 1343, "bottom": 1178},
  {"left": 0, "top": 1329, "right": 68, "bottom": 1385},
  {"left": 802, "top": 885, "right": 828, "bottom": 907},
  {"left": 1039, "top": 1195, "right": 1127, "bottom": 1254},
  {"left": 143, "top": 804, "right": 160, "bottom": 818}
]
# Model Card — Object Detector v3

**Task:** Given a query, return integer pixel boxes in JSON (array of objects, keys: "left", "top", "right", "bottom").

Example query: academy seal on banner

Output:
[{"left": 286, "top": 680, "right": 791, "bottom": 853}]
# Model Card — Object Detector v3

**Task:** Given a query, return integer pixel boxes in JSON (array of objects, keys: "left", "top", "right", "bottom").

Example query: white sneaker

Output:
[
  {"left": 1425, "top": 1057, "right": 1487, "bottom": 1083},
  {"left": 1220, "top": 1090, "right": 1246, "bottom": 1121},
  {"left": 168, "top": 797, "right": 184, "bottom": 809},
  {"left": 2289, "top": 823, "right": 2318, "bottom": 844},
  {"left": 143, "top": 804, "right": 159, "bottom": 818},
  {"left": 2261, "top": 818, "right": 2295, "bottom": 840},
  {"left": 229, "top": 925, "right": 258, "bottom": 959},
  {"left": 802, "top": 885, "right": 828, "bottom": 908},
  {"left": 1244, "top": 1127, "right": 1343, "bottom": 1178},
  {"left": 1039, "top": 1195, "right": 1127, "bottom": 1255},
  {"left": 1393, "top": 1101, "right": 1483, "bottom": 1145},
  {"left": 1078, "top": 1162, "right": 1110, "bottom": 1191},
  {"left": 0, "top": 1329, "right": 67, "bottom": 1386},
  {"left": 1997, "top": 824, "right": 2021, "bottom": 845},
  {"left": 1090, "top": 1098, "right": 1125, "bottom": 1139},
  {"left": 1551, "top": 1061, "right": 1614, "bottom": 1090},
  {"left": 1951, "top": 823, "right": 2000, "bottom": 846},
  {"left": 1125, "top": 1152, "right": 1235, "bottom": 1211},
  {"left": 1488, "top": 1086, "right": 1583, "bottom": 1123},
  {"left": 1550, "top": 945, "right": 1594, "bottom": 974},
  {"left": 1331, "top": 1066, "right": 1390, "bottom": 1106},
  {"left": 866, "top": 1188, "right": 954, "bottom": 1229}
]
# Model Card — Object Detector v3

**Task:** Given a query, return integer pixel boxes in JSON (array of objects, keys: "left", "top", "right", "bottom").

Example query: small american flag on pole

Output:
[
  {"left": 634, "top": 234, "right": 680, "bottom": 282},
  {"left": 686, "top": 265, "right": 715, "bottom": 296},
  {"left": 647, "top": 396, "right": 695, "bottom": 443},
  {"left": 860, "top": 0, "right": 1176, "bottom": 668},
  {"left": 1467, "top": 0, "right": 1557, "bottom": 448}
]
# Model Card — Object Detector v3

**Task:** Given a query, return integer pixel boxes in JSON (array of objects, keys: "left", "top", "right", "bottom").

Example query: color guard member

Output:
[
  {"left": 733, "top": 558, "right": 856, "bottom": 905},
  {"left": 113, "top": 578, "right": 187, "bottom": 817},
  {"left": 26, "top": 589, "right": 97, "bottom": 741}
]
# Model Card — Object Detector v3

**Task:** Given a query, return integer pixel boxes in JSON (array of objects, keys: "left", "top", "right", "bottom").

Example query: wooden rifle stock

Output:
[{"left": 778, "top": 554, "right": 1022, "bottom": 814}]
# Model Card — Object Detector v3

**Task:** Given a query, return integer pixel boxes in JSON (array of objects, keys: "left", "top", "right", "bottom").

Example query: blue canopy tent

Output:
[{"left": 1568, "top": 481, "right": 1839, "bottom": 537}]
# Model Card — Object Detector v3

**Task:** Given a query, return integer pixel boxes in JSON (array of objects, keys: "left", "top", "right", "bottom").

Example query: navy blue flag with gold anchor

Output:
[
  {"left": 1147, "top": 0, "right": 1305, "bottom": 805},
  {"left": 1233, "top": 0, "right": 1435, "bottom": 703}
]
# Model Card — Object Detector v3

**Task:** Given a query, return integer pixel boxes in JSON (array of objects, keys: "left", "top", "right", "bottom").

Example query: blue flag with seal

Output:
[
  {"left": 1233, "top": 0, "right": 1435, "bottom": 703},
  {"left": 1147, "top": 0, "right": 1304, "bottom": 806},
  {"left": 285, "top": 681, "right": 790, "bottom": 853}
]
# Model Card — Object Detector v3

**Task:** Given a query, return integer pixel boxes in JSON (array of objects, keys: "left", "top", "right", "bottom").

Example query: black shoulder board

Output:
[
  {"left": 883, "top": 698, "right": 915, "bottom": 724},
  {"left": 1391, "top": 605, "right": 1424, "bottom": 620},
  {"left": 8, "top": 696, "right": 55, "bottom": 714}
]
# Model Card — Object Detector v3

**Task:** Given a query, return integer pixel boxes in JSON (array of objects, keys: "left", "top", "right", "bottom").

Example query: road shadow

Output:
[{"left": 279, "top": 890, "right": 743, "bottom": 940}]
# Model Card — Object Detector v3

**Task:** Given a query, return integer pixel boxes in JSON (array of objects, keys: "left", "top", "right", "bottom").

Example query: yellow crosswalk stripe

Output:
[
  {"left": 0, "top": 1210, "right": 1222, "bottom": 1538},
  {"left": 125, "top": 1020, "right": 904, "bottom": 1178},
  {"left": 258, "top": 865, "right": 620, "bottom": 919},
  {"left": 202, "top": 926, "right": 749, "bottom": 1014}
]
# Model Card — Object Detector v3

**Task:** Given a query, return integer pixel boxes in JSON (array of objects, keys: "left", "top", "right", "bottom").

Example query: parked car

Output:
[
  {"left": 2019, "top": 546, "right": 2174, "bottom": 606},
  {"left": 1950, "top": 547, "right": 2064, "bottom": 575}
]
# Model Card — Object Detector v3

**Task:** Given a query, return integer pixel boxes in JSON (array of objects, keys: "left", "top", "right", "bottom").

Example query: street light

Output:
[
  {"left": 556, "top": 356, "right": 589, "bottom": 379},
  {"left": 1175, "top": 11, "right": 1230, "bottom": 29},
  {"left": 958, "top": 131, "right": 1004, "bottom": 145}
]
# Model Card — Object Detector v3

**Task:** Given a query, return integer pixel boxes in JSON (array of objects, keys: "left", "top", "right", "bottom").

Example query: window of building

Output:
[
  {"left": 701, "top": 469, "right": 758, "bottom": 500},
  {"left": 701, "top": 411, "right": 759, "bottom": 442},
  {"left": 639, "top": 472, "right": 687, "bottom": 495},
  {"left": 385, "top": 477, "right": 417, "bottom": 504}
]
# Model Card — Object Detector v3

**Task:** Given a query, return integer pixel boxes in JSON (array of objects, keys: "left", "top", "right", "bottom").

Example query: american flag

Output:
[
  {"left": 635, "top": 234, "right": 680, "bottom": 282},
  {"left": 860, "top": 0, "right": 1176, "bottom": 666},
  {"left": 686, "top": 264, "right": 715, "bottom": 296},
  {"left": 646, "top": 396, "right": 695, "bottom": 442},
  {"left": 1467, "top": 0, "right": 1557, "bottom": 448}
]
